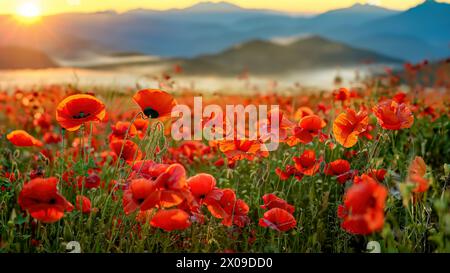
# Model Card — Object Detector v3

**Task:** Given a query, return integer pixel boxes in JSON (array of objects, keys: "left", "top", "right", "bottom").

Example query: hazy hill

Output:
[
  {"left": 304, "top": 3, "right": 397, "bottom": 31},
  {"left": 361, "top": 0, "right": 450, "bottom": 45},
  {"left": 178, "top": 36, "right": 402, "bottom": 75},
  {"left": 323, "top": 0, "right": 450, "bottom": 61},
  {"left": 0, "top": 47, "right": 58, "bottom": 69}
]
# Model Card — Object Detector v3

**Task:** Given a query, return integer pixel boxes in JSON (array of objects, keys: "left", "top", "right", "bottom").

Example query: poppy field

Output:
[{"left": 0, "top": 61, "right": 450, "bottom": 253}]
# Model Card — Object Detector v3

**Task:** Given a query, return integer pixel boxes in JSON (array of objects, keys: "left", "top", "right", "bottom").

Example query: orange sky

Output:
[{"left": 2, "top": 0, "right": 449, "bottom": 16}]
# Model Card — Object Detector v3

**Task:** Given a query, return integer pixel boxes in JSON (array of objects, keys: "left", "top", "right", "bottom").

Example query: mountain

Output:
[
  {"left": 363, "top": 0, "right": 450, "bottom": 45},
  {"left": 126, "top": 1, "right": 285, "bottom": 25},
  {"left": 304, "top": 3, "right": 397, "bottom": 31},
  {"left": 124, "top": 2, "right": 254, "bottom": 18},
  {"left": 322, "top": 0, "right": 450, "bottom": 61},
  {"left": 345, "top": 33, "right": 445, "bottom": 62},
  {"left": 178, "top": 36, "right": 402, "bottom": 75},
  {"left": 179, "top": 1, "right": 246, "bottom": 13},
  {"left": 0, "top": 47, "right": 58, "bottom": 69}
]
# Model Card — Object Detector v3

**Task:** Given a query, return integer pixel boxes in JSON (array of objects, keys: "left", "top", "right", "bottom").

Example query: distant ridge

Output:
[
  {"left": 179, "top": 36, "right": 402, "bottom": 75},
  {"left": 181, "top": 1, "right": 245, "bottom": 12},
  {"left": 335, "top": 0, "right": 450, "bottom": 61},
  {"left": 0, "top": 47, "right": 58, "bottom": 69},
  {"left": 308, "top": 3, "right": 397, "bottom": 26}
]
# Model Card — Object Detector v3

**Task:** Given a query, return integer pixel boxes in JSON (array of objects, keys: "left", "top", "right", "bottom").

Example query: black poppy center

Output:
[
  {"left": 136, "top": 198, "right": 145, "bottom": 204},
  {"left": 199, "top": 194, "right": 206, "bottom": 199},
  {"left": 143, "top": 107, "right": 159, "bottom": 119},
  {"left": 72, "top": 112, "right": 91, "bottom": 119},
  {"left": 48, "top": 198, "right": 57, "bottom": 205}
]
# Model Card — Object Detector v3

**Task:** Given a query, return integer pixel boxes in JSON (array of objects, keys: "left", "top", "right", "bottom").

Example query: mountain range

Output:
[
  {"left": 177, "top": 35, "right": 401, "bottom": 75},
  {"left": 0, "top": 0, "right": 448, "bottom": 64}
]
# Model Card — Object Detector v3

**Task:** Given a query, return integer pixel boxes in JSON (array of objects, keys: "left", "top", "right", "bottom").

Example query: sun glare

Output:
[{"left": 16, "top": 2, "right": 42, "bottom": 24}]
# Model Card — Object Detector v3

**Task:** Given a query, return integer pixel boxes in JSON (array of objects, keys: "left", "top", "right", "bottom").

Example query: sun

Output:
[{"left": 15, "top": 2, "right": 42, "bottom": 24}]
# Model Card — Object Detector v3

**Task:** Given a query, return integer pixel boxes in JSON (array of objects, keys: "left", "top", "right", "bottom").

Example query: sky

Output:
[{"left": 0, "top": 0, "right": 448, "bottom": 16}]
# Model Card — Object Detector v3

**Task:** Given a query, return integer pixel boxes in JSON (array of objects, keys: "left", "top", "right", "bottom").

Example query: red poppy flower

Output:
[
  {"left": 275, "top": 165, "right": 303, "bottom": 181},
  {"left": 360, "top": 124, "right": 374, "bottom": 140},
  {"left": 260, "top": 194, "right": 295, "bottom": 214},
  {"left": 220, "top": 198, "right": 250, "bottom": 227},
  {"left": 317, "top": 103, "right": 331, "bottom": 114},
  {"left": 293, "top": 150, "right": 321, "bottom": 176},
  {"left": 131, "top": 160, "right": 169, "bottom": 180},
  {"left": 77, "top": 171, "right": 101, "bottom": 189},
  {"left": 372, "top": 99, "right": 414, "bottom": 130},
  {"left": 56, "top": 94, "right": 106, "bottom": 131},
  {"left": 333, "top": 88, "right": 350, "bottom": 102},
  {"left": 98, "top": 151, "right": 118, "bottom": 166},
  {"left": 33, "top": 113, "right": 52, "bottom": 130},
  {"left": 133, "top": 118, "right": 149, "bottom": 138},
  {"left": 154, "top": 163, "right": 189, "bottom": 208},
  {"left": 109, "top": 121, "right": 137, "bottom": 142},
  {"left": 122, "top": 178, "right": 160, "bottom": 214},
  {"left": 333, "top": 108, "right": 368, "bottom": 148},
  {"left": 18, "top": 177, "right": 73, "bottom": 223},
  {"left": 409, "top": 175, "right": 429, "bottom": 193},
  {"left": 169, "top": 141, "right": 212, "bottom": 163},
  {"left": 3, "top": 172, "right": 17, "bottom": 183},
  {"left": 206, "top": 188, "right": 236, "bottom": 219},
  {"left": 150, "top": 209, "right": 191, "bottom": 231},
  {"left": 43, "top": 132, "right": 62, "bottom": 144},
  {"left": 324, "top": 159, "right": 352, "bottom": 184},
  {"left": 338, "top": 175, "right": 387, "bottom": 235},
  {"left": 367, "top": 169, "right": 387, "bottom": 182},
  {"left": 110, "top": 140, "right": 143, "bottom": 163},
  {"left": 187, "top": 174, "right": 222, "bottom": 205},
  {"left": 294, "top": 106, "right": 314, "bottom": 121},
  {"left": 393, "top": 92, "right": 407, "bottom": 103},
  {"left": 407, "top": 156, "right": 429, "bottom": 193},
  {"left": 206, "top": 188, "right": 250, "bottom": 227},
  {"left": 7, "top": 130, "right": 43, "bottom": 147},
  {"left": 258, "top": 108, "right": 294, "bottom": 142},
  {"left": 287, "top": 115, "right": 326, "bottom": 146},
  {"left": 259, "top": 208, "right": 297, "bottom": 232},
  {"left": 419, "top": 105, "right": 437, "bottom": 120},
  {"left": 219, "top": 139, "right": 269, "bottom": 161},
  {"left": 409, "top": 156, "right": 426, "bottom": 177},
  {"left": 133, "top": 89, "right": 176, "bottom": 119},
  {"left": 275, "top": 167, "right": 290, "bottom": 180},
  {"left": 76, "top": 195, "right": 92, "bottom": 214}
]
